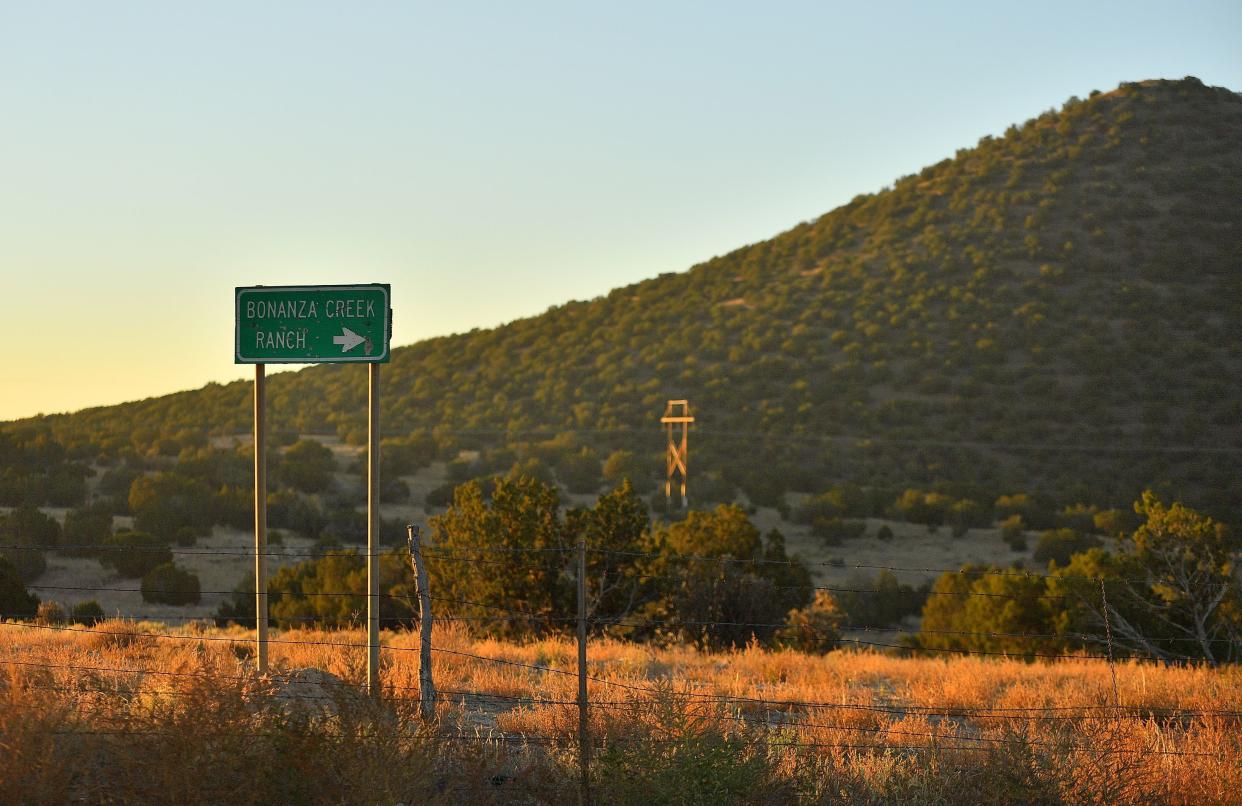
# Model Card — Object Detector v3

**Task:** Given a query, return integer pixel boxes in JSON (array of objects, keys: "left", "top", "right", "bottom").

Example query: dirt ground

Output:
[{"left": 36, "top": 526, "right": 322, "bottom": 621}]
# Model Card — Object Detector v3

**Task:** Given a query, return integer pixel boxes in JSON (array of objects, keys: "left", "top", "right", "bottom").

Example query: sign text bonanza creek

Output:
[{"left": 234, "top": 284, "right": 391, "bottom": 364}]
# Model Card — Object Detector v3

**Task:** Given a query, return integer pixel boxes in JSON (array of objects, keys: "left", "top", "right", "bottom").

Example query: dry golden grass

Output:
[{"left": 2, "top": 619, "right": 1239, "bottom": 804}]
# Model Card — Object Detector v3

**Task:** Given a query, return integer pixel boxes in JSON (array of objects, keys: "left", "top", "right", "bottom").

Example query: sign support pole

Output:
[
  {"left": 236, "top": 283, "right": 391, "bottom": 682},
  {"left": 253, "top": 363, "right": 269, "bottom": 673},
  {"left": 367, "top": 362, "right": 381, "bottom": 696}
]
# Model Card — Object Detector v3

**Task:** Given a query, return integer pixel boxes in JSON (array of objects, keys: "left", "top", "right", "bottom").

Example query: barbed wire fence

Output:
[{"left": 1, "top": 537, "right": 1239, "bottom": 804}]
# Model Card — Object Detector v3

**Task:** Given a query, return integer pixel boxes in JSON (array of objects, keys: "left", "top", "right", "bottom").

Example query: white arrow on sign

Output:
[{"left": 333, "top": 327, "right": 365, "bottom": 353}]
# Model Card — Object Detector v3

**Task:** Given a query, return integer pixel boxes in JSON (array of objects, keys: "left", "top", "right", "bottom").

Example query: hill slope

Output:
[{"left": 9, "top": 77, "right": 1242, "bottom": 514}]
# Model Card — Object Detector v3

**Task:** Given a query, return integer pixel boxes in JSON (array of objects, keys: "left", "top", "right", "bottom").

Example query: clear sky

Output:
[{"left": 1, "top": 1, "right": 1239, "bottom": 421}]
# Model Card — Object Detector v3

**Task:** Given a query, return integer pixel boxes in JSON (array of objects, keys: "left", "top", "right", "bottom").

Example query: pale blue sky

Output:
[{"left": 1, "top": 1, "right": 1239, "bottom": 420}]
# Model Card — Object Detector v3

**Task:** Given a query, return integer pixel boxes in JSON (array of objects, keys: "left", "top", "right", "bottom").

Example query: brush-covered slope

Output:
[{"left": 12, "top": 78, "right": 1242, "bottom": 511}]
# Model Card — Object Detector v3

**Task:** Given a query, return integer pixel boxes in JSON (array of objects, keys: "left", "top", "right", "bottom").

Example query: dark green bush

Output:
[
  {"left": 0, "top": 544, "right": 46, "bottom": 584},
  {"left": 810, "top": 517, "right": 866, "bottom": 545},
  {"left": 794, "top": 485, "right": 870, "bottom": 523},
  {"left": 556, "top": 447, "right": 602, "bottom": 494},
  {"left": 0, "top": 506, "right": 61, "bottom": 549},
  {"left": 100, "top": 531, "right": 172, "bottom": 578},
  {"left": 0, "top": 506, "right": 53, "bottom": 582},
  {"left": 173, "top": 526, "right": 200, "bottom": 547},
  {"left": 62, "top": 505, "right": 113, "bottom": 556},
  {"left": 507, "top": 457, "right": 555, "bottom": 486},
  {"left": 1033, "top": 528, "right": 1102, "bottom": 567},
  {"left": 267, "top": 490, "right": 326, "bottom": 537},
  {"left": 1000, "top": 514, "right": 1027, "bottom": 551},
  {"left": 380, "top": 477, "right": 410, "bottom": 503},
  {"left": 0, "top": 556, "right": 38, "bottom": 617},
  {"left": 128, "top": 473, "right": 214, "bottom": 540},
  {"left": 279, "top": 439, "right": 336, "bottom": 494},
  {"left": 380, "top": 431, "right": 436, "bottom": 476},
  {"left": 994, "top": 493, "right": 1056, "bottom": 530},
  {"left": 602, "top": 450, "right": 655, "bottom": 493},
  {"left": 97, "top": 466, "right": 141, "bottom": 504},
  {"left": 424, "top": 481, "right": 456, "bottom": 510},
  {"left": 140, "top": 563, "right": 201, "bottom": 606},
  {"left": 71, "top": 599, "right": 105, "bottom": 625},
  {"left": 321, "top": 503, "right": 366, "bottom": 544},
  {"left": 833, "top": 570, "right": 928, "bottom": 628},
  {"left": 445, "top": 457, "right": 477, "bottom": 482}
]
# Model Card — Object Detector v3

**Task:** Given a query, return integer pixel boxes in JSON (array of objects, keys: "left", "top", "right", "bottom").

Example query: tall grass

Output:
[{"left": 1, "top": 620, "right": 1238, "bottom": 804}]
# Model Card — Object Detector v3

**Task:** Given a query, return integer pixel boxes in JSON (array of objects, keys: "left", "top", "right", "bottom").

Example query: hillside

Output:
[{"left": 7, "top": 77, "right": 1242, "bottom": 516}]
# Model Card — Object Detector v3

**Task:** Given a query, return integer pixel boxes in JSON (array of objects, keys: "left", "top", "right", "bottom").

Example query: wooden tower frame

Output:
[{"left": 661, "top": 400, "right": 694, "bottom": 507}]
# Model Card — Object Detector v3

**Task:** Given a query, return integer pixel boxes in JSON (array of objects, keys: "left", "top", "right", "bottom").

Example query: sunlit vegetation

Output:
[
  {"left": 2, "top": 475, "right": 1237, "bottom": 799},
  {"left": 913, "top": 493, "right": 1239, "bottom": 662},
  {"left": 1, "top": 620, "right": 1238, "bottom": 803},
  {"left": 183, "top": 477, "right": 1240, "bottom": 665}
]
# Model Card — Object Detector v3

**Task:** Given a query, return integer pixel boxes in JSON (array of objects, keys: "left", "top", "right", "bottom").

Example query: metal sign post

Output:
[
  {"left": 235, "top": 284, "right": 391, "bottom": 686},
  {"left": 254, "top": 364, "right": 268, "bottom": 673},
  {"left": 367, "top": 362, "right": 381, "bottom": 696}
]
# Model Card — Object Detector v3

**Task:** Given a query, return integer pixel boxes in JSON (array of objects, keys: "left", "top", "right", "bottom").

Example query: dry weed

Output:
[{"left": 0, "top": 621, "right": 1237, "bottom": 803}]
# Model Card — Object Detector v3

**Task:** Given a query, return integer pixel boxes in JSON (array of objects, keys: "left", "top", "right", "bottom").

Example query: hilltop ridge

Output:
[{"left": 8, "top": 77, "right": 1242, "bottom": 515}]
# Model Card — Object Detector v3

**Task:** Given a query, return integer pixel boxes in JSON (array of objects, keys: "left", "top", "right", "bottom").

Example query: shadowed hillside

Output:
[{"left": 8, "top": 77, "right": 1242, "bottom": 516}]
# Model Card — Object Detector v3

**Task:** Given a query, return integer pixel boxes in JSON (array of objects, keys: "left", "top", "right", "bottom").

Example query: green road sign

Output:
[{"left": 235, "top": 284, "right": 391, "bottom": 364}]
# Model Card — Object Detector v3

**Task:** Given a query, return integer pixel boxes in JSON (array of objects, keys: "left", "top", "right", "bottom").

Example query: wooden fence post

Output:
[
  {"left": 577, "top": 538, "right": 591, "bottom": 805},
  {"left": 408, "top": 524, "right": 436, "bottom": 722}
]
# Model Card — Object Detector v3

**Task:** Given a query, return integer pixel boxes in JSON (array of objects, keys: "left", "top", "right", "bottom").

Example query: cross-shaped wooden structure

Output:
[{"left": 661, "top": 400, "right": 694, "bottom": 507}]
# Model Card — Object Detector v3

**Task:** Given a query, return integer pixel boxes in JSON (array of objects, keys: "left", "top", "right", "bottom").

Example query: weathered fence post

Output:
[
  {"left": 408, "top": 524, "right": 436, "bottom": 722},
  {"left": 577, "top": 538, "right": 591, "bottom": 805}
]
